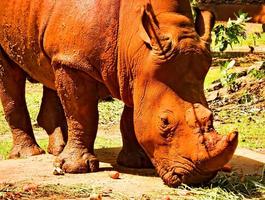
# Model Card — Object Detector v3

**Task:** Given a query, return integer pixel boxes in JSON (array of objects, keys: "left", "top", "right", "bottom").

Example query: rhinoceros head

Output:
[{"left": 132, "top": 5, "right": 238, "bottom": 187}]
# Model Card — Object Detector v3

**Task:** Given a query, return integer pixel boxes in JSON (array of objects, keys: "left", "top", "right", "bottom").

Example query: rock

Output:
[
  {"left": 248, "top": 61, "right": 265, "bottom": 73},
  {"left": 237, "top": 70, "right": 247, "bottom": 78},
  {"left": 89, "top": 193, "right": 102, "bottom": 200},
  {"left": 163, "top": 195, "right": 171, "bottom": 200},
  {"left": 207, "top": 91, "right": 220, "bottom": 102},
  {"left": 207, "top": 82, "right": 223, "bottom": 92},
  {"left": 23, "top": 183, "right": 38, "bottom": 192},
  {"left": 213, "top": 83, "right": 223, "bottom": 91},
  {"left": 53, "top": 167, "right": 65, "bottom": 175},
  {"left": 109, "top": 171, "right": 120, "bottom": 179}
]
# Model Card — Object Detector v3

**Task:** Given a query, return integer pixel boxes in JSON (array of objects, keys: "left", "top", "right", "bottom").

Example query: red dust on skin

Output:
[{"left": 0, "top": 0, "right": 238, "bottom": 187}]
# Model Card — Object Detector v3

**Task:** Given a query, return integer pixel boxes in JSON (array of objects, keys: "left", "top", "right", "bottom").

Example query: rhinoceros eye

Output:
[
  {"left": 161, "top": 117, "right": 170, "bottom": 128},
  {"left": 159, "top": 113, "right": 177, "bottom": 139}
]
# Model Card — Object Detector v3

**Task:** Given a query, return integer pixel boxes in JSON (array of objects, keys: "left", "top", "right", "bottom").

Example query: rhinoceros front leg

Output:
[
  {"left": 0, "top": 49, "right": 45, "bottom": 158},
  {"left": 37, "top": 86, "right": 67, "bottom": 156},
  {"left": 117, "top": 105, "right": 153, "bottom": 168},
  {"left": 53, "top": 65, "right": 99, "bottom": 173}
]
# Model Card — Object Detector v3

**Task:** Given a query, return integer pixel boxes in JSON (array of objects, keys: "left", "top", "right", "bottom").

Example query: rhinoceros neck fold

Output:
[
  {"left": 117, "top": 0, "right": 196, "bottom": 106},
  {"left": 117, "top": 0, "right": 143, "bottom": 106}
]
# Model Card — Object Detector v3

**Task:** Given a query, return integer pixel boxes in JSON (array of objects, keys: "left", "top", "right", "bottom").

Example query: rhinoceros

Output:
[{"left": 0, "top": 0, "right": 238, "bottom": 186}]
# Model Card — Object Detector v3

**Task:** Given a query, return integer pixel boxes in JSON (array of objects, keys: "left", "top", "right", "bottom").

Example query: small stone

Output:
[
  {"left": 109, "top": 171, "right": 120, "bottom": 179},
  {"left": 23, "top": 183, "right": 38, "bottom": 192},
  {"left": 213, "top": 83, "right": 223, "bottom": 91},
  {"left": 163, "top": 195, "right": 171, "bottom": 200},
  {"left": 89, "top": 193, "right": 102, "bottom": 200},
  {"left": 53, "top": 167, "right": 65, "bottom": 175}
]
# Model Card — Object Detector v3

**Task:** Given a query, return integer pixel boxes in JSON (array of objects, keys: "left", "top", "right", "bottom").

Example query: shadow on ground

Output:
[{"left": 95, "top": 147, "right": 157, "bottom": 177}]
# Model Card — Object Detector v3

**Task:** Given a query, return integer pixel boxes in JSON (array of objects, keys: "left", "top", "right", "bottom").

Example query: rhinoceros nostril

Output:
[{"left": 199, "top": 135, "right": 205, "bottom": 144}]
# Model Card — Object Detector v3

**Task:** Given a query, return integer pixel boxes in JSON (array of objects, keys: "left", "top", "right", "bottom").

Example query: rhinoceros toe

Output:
[
  {"left": 8, "top": 143, "right": 45, "bottom": 159},
  {"left": 54, "top": 149, "right": 99, "bottom": 173}
]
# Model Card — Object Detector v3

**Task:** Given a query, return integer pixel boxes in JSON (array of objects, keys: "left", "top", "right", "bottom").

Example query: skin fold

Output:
[{"left": 0, "top": 0, "right": 238, "bottom": 186}]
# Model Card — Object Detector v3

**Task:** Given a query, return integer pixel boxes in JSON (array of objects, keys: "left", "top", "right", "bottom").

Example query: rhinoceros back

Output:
[
  {"left": 0, "top": 0, "right": 58, "bottom": 88},
  {"left": 0, "top": 0, "right": 121, "bottom": 94}
]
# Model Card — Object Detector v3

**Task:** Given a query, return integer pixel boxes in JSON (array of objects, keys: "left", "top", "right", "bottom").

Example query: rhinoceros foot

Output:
[
  {"left": 117, "top": 147, "right": 153, "bottom": 168},
  {"left": 47, "top": 127, "right": 66, "bottom": 156},
  {"left": 9, "top": 143, "right": 45, "bottom": 159},
  {"left": 54, "top": 147, "right": 99, "bottom": 173}
]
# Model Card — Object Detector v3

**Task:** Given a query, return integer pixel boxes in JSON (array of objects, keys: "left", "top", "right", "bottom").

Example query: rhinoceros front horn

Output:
[{"left": 199, "top": 131, "right": 238, "bottom": 172}]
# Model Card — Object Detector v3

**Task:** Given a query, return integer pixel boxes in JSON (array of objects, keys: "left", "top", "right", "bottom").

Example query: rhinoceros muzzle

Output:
[
  {"left": 155, "top": 156, "right": 216, "bottom": 187},
  {"left": 154, "top": 130, "right": 238, "bottom": 187}
]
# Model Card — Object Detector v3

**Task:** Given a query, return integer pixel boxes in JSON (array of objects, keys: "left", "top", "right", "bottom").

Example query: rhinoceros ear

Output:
[
  {"left": 194, "top": 7, "right": 215, "bottom": 47},
  {"left": 138, "top": 4, "right": 173, "bottom": 57},
  {"left": 139, "top": 4, "right": 171, "bottom": 52},
  {"left": 139, "top": 4, "right": 159, "bottom": 45}
]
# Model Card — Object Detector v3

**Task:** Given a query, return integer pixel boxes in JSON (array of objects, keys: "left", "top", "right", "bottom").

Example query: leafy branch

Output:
[{"left": 214, "top": 12, "right": 251, "bottom": 52}]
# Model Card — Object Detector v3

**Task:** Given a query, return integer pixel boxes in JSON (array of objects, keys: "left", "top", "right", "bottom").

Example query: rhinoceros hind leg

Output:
[
  {"left": 37, "top": 86, "right": 67, "bottom": 155},
  {"left": 0, "top": 48, "right": 45, "bottom": 158},
  {"left": 53, "top": 64, "right": 99, "bottom": 173},
  {"left": 117, "top": 106, "right": 153, "bottom": 168}
]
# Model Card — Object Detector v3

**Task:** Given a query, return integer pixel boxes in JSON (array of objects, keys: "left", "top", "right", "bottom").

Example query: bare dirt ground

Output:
[{"left": 0, "top": 137, "right": 264, "bottom": 199}]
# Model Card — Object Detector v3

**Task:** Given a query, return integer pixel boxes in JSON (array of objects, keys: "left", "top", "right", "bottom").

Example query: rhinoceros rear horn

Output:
[{"left": 139, "top": 4, "right": 172, "bottom": 54}]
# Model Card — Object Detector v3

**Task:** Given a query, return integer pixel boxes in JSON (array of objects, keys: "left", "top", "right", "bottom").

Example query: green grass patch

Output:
[
  {"left": 204, "top": 67, "right": 221, "bottom": 89},
  {"left": 0, "top": 107, "right": 9, "bottom": 136},
  {"left": 98, "top": 100, "right": 123, "bottom": 126},
  {"left": 156, "top": 173, "right": 265, "bottom": 200},
  {"left": 239, "top": 32, "right": 265, "bottom": 47},
  {"left": 0, "top": 136, "right": 120, "bottom": 160},
  {"left": 0, "top": 183, "right": 128, "bottom": 200},
  {"left": 0, "top": 82, "right": 43, "bottom": 135},
  {"left": 215, "top": 109, "right": 265, "bottom": 149},
  {"left": 0, "top": 140, "right": 11, "bottom": 160},
  {"left": 95, "top": 137, "right": 121, "bottom": 149},
  {"left": 0, "top": 139, "right": 48, "bottom": 160}
]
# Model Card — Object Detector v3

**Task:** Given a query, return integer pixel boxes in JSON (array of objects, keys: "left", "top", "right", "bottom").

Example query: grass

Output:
[
  {"left": 0, "top": 139, "right": 48, "bottom": 160},
  {"left": 160, "top": 173, "right": 265, "bottom": 200},
  {"left": 0, "top": 172, "right": 264, "bottom": 199},
  {"left": 203, "top": 56, "right": 265, "bottom": 149},
  {"left": 204, "top": 67, "right": 221, "bottom": 89},
  {"left": 0, "top": 83, "right": 43, "bottom": 136},
  {"left": 0, "top": 183, "right": 130, "bottom": 200},
  {"left": 239, "top": 32, "right": 265, "bottom": 47},
  {"left": 216, "top": 109, "right": 265, "bottom": 149},
  {"left": 98, "top": 99, "right": 123, "bottom": 126}
]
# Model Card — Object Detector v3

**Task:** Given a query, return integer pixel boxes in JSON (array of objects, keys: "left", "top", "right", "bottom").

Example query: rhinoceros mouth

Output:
[{"left": 154, "top": 157, "right": 217, "bottom": 187}]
